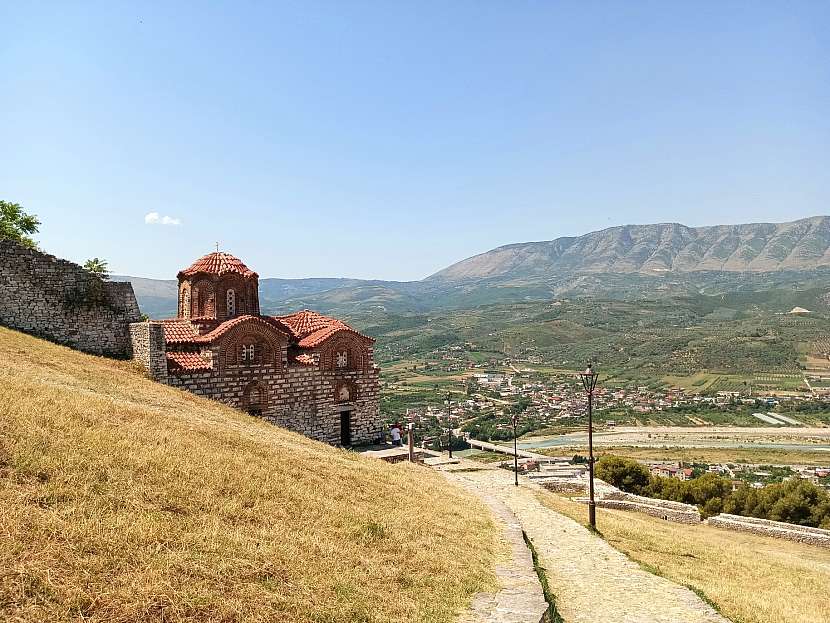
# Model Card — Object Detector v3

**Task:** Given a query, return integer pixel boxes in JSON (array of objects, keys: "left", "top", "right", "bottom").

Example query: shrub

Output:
[{"left": 596, "top": 456, "right": 650, "bottom": 493}]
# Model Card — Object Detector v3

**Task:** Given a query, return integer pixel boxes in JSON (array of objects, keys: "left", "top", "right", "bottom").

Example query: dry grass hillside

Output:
[{"left": 0, "top": 327, "right": 497, "bottom": 623}]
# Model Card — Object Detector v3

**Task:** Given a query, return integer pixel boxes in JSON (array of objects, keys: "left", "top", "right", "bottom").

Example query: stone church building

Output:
[{"left": 129, "top": 251, "right": 382, "bottom": 446}]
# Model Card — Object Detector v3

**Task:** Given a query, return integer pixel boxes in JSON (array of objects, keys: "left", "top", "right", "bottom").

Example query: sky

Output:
[{"left": 1, "top": 1, "right": 828, "bottom": 281}]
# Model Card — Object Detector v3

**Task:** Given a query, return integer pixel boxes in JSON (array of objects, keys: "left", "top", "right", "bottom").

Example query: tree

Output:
[
  {"left": 595, "top": 456, "right": 650, "bottom": 493},
  {"left": 0, "top": 200, "right": 40, "bottom": 248},
  {"left": 83, "top": 258, "right": 110, "bottom": 280}
]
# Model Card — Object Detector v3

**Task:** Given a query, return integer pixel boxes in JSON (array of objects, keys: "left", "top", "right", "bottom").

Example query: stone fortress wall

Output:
[{"left": 0, "top": 240, "right": 141, "bottom": 356}]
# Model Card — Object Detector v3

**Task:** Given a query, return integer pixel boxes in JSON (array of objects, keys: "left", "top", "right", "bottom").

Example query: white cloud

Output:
[{"left": 144, "top": 211, "right": 181, "bottom": 226}]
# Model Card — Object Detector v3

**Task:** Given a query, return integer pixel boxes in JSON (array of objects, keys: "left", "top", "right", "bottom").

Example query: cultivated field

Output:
[
  {"left": 545, "top": 444, "right": 830, "bottom": 466},
  {"left": 523, "top": 425, "right": 830, "bottom": 452},
  {"left": 0, "top": 327, "right": 497, "bottom": 622},
  {"left": 535, "top": 490, "right": 830, "bottom": 623}
]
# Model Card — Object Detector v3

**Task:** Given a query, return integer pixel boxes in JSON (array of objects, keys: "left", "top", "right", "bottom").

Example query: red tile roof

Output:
[
  {"left": 298, "top": 325, "right": 356, "bottom": 348},
  {"left": 162, "top": 316, "right": 289, "bottom": 345},
  {"left": 178, "top": 251, "right": 258, "bottom": 279},
  {"left": 199, "top": 315, "right": 289, "bottom": 342},
  {"left": 276, "top": 310, "right": 340, "bottom": 339},
  {"left": 161, "top": 311, "right": 370, "bottom": 352},
  {"left": 167, "top": 352, "right": 212, "bottom": 371},
  {"left": 293, "top": 354, "right": 315, "bottom": 366},
  {"left": 162, "top": 319, "right": 199, "bottom": 344},
  {"left": 275, "top": 310, "right": 373, "bottom": 346}
]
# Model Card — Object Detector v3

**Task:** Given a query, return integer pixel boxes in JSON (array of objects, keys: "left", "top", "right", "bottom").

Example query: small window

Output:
[
  {"left": 336, "top": 351, "right": 348, "bottom": 368},
  {"left": 227, "top": 289, "right": 236, "bottom": 317},
  {"left": 241, "top": 343, "right": 255, "bottom": 362}
]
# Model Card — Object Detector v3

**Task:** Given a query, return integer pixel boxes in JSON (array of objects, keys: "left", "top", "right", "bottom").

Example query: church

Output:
[{"left": 129, "top": 251, "right": 382, "bottom": 447}]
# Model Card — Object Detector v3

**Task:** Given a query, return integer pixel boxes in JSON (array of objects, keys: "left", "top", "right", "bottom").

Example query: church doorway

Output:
[{"left": 339, "top": 409, "right": 352, "bottom": 447}]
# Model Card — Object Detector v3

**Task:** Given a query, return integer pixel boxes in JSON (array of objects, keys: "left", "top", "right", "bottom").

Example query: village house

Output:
[
  {"left": 650, "top": 464, "right": 694, "bottom": 481},
  {"left": 129, "top": 251, "right": 382, "bottom": 447}
]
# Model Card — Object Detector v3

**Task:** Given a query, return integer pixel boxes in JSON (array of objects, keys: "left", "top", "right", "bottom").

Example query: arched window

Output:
[
  {"left": 181, "top": 287, "right": 191, "bottom": 318},
  {"left": 241, "top": 343, "right": 255, "bottom": 362},
  {"left": 227, "top": 289, "right": 236, "bottom": 317},
  {"left": 336, "top": 350, "right": 348, "bottom": 368}
]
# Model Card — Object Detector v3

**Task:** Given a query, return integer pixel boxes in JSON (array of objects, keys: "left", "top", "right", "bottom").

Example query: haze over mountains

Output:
[{"left": 117, "top": 217, "right": 830, "bottom": 318}]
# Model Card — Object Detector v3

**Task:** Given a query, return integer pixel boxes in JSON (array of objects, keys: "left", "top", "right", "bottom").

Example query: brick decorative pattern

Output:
[
  {"left": 0, "top": 240, "right": 141, "bottom": 356},
  {"left": 130, "top": 251, "right": 382, "bottom": 446}
]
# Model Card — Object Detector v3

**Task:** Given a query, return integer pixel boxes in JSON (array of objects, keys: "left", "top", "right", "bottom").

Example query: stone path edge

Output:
[{"left": 441, "top": 471, "right": 549, "bottom": 623}]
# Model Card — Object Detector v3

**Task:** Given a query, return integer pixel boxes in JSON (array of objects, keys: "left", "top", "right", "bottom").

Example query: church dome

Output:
[{"left": 178, "top": 252, "right": 258, "bottom": 279}]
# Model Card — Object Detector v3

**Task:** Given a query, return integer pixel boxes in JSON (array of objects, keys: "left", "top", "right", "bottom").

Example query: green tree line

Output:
[{"left": 596, "top": 455, "right": 830, "bottom": 529}]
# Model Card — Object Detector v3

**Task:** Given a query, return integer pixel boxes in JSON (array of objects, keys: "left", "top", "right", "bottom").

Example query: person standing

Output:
[{"left": 390, "top": 422, "right": 402, "bottom": 447}]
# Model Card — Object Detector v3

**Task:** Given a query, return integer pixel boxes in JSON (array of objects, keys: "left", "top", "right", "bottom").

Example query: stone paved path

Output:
[
  {"left": 450, "top": 478, "right": 548, "bottom": 623},
  {"left": 441, "top": 461, "right": 730, "bottom": 623}
]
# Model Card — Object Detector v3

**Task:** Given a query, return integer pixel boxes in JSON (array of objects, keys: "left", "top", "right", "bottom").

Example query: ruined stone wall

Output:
[
  {"left": 0, "top": 240, "right": 142, "bottom": 356},
  {"left": 706, "top": 513, "right": 830, "bottom": 548},
  {"left": 129, "top": 322, "right": 168, "bottom": 382},
  {"left": 166, "top": 359, "right": 383, "bottom": 446},
  {"left": 588, "top": 498, "right": 701, "bottom": 524},
  {"left": 573, "top": 489, "right": 702, "bottom": 524}
]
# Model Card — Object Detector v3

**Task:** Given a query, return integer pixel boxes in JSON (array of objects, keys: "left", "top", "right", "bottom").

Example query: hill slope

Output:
[
  {"left": 0, "top": 327, "right": 496, "bottom": 622},
  {"left": 430, "top": 216, "right": 830, "bottom": 281}
]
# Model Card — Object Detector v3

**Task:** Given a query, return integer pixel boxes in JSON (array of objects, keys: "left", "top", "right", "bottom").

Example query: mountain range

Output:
[{"left": 115, "top": 216, "right": 830, "bottom": 318}]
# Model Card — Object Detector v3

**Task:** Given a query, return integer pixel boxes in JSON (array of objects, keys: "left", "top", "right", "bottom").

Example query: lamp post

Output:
[
  {"left": 445, "top": 391, "right": 453, "bottom": 459},
  {"left": 511, "top": 412, "right": 519, "bottom": 486},
  {"left": 579, "top": 363, "right": 599, "bottom": 529}
]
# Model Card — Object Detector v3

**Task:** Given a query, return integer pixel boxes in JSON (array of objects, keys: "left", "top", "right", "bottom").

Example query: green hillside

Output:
[{"left": 355, "top": 289, "right": 830, "bottom": 379}]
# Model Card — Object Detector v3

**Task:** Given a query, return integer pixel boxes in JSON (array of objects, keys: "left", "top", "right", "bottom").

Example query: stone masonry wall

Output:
[
  {"left": 705, "top": 513, "right": 830, "bottom": 548},
  {"left": 0, "top": 240, "right": 142, "bottom": 356},
  {"left": 128, "top": 322, "right": 168, "bottom": 382},
  {"left": 166, "top": 358, "right": 382, "bottom": 446},
  {"left": 584, "top": 498, "right": 702, "bottom": 524}
]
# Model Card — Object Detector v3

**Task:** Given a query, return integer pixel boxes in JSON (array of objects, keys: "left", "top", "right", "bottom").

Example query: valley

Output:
[{"left": 117, "top": 217, "right": 830, "bottom": 486}]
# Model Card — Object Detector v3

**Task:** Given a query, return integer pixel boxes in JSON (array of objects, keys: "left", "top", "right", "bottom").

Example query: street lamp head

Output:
[{"left": 578, "top": 362, "right": 599, "bottom": 393}]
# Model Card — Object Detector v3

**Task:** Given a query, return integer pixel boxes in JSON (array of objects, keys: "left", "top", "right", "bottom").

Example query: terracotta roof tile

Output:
[
  {"left": 167, "top": 352, "right": 212, "bottom": 372},
  {"left": 162, "top": 319, "right": 199, "bottom": 344},
  {"left": 199, "top": 315, "right": 289, "bottom": 342},
  {"left": 178, "top": 251, "right": 257, "bottom": 279},
  {"left": 274, "top": 310, "right": 373, "bottom": 346},
  {"left": 162, "top": 310, "right": 370, "bottom": 351},
  {"left": 276, "top": 310, "right": 339, "bottom": 339},
  {"left": 297, "top": 326, "right": 354, "bottom": 348},
  {"left": 293, "top": 354, "right": 315, "bottom": 366}
]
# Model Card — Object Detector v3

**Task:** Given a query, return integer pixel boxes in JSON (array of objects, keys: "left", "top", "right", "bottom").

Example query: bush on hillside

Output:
[
  {"left": 597, "top": 455, "right": 830, "bottom": 527},
  {"left": 595, "top": 456, "right": 650, "bottom": 493}
]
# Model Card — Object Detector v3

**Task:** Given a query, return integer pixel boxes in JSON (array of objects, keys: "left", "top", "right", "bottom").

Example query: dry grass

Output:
[
  {"left": 0, "top": 327, "right": 497, "bottom": 622},
  {"left": 535, "top": 489, "right": 830, "bottom": 623}
]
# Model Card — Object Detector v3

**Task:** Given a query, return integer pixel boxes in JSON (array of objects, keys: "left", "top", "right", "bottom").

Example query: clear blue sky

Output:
[{"left": 2, "top": 1, "right": 828, "bottom": 280}]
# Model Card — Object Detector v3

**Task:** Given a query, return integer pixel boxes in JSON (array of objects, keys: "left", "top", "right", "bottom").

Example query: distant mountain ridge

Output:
[
  {"left": 116, "top": 216, "right": 830, "bottom": 317},
  {"left": 429, "top": 216, "right": 830, "bottom": 281}
]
